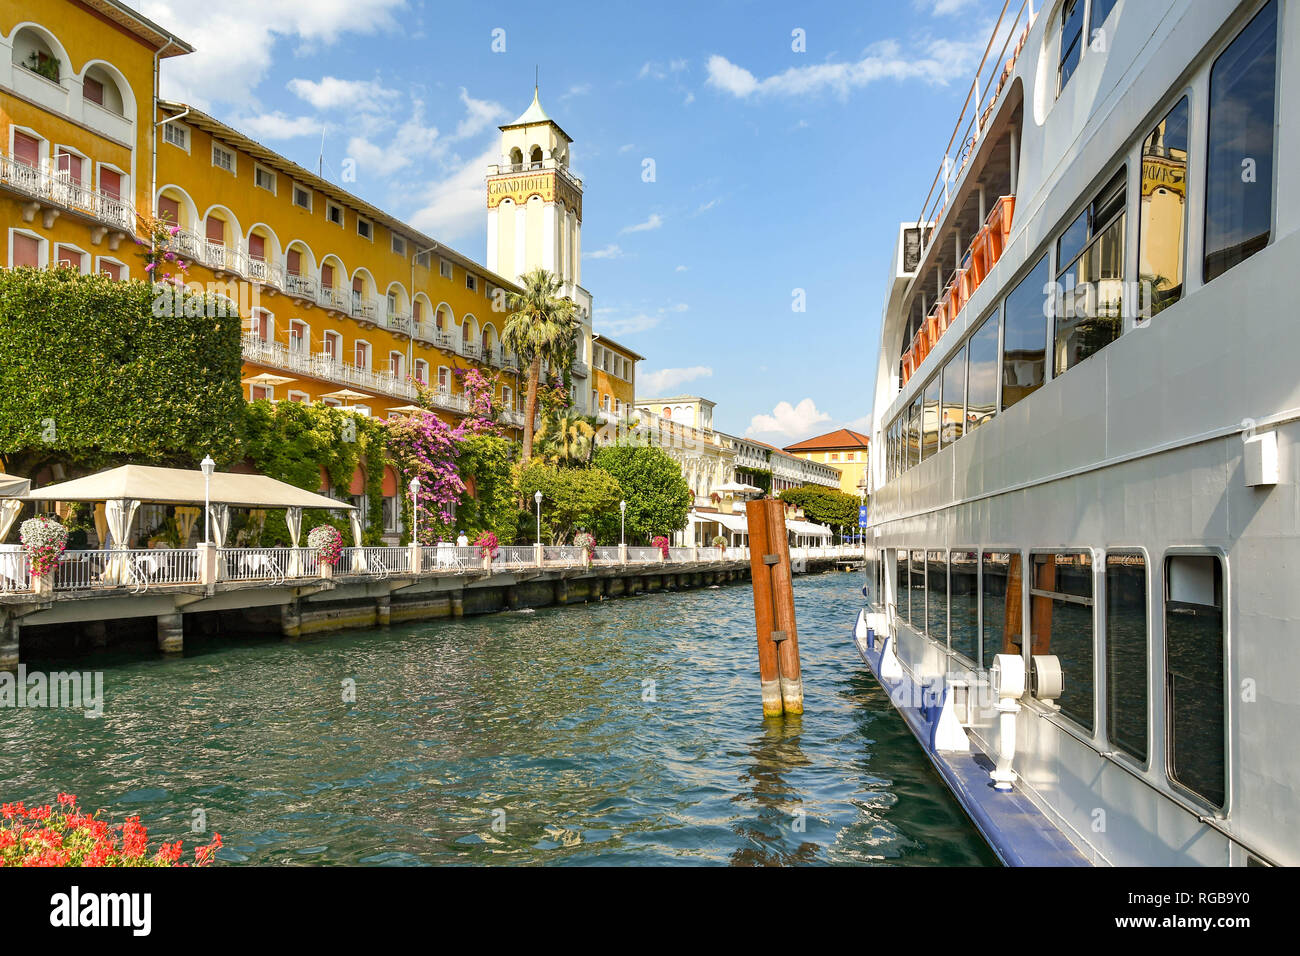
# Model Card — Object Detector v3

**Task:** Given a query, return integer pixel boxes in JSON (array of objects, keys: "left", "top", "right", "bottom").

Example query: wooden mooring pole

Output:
[{"left": 746, "top": 498, "right": 804, "bottom": 717}]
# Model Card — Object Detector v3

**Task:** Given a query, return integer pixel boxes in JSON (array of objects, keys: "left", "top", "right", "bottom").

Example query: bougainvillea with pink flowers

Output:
[
  {"left": 573, "top": 531, "right": 595, "bottom": 559},
  {"left": 385, "top": 411, "right": 468, "bottom": 545},
  {"left": 652, "top": 535, "right": 670, "bottom": 558},
  {"left": 474, "top": 531, "right": 500, "bottom": 559},
  {"left": 1, "top": 794, "right": 221, "bottom": 867},
  {"left": 19, "top": 515, "right": 68, "bottom": 577}
]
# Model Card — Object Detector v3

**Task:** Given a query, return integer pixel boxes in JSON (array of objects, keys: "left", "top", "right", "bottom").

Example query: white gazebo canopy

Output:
[
  {"left": 21, "top": 464, "right": 352, "bottom": 510},
  {"left": 0, "top": 474, "right": 30, "bottom": 497}
]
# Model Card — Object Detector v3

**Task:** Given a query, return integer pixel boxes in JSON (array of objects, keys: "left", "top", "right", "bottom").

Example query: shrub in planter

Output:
[
  {"left": 307, "top": 525, "right": 343, "bottom": 565},
  {"left": 651, "top": 535, "right": 670, "bottom": 558},
  {"left": 711, "top": 534, "right": 728, "bottom": 550},
  {"left": 19, "top": 515, "right": 68, "bottom": 577},
  {"left": 0, "top": 793, "right": 222, "bottom": 867},
  {"left": 573, "top": 531, "right": 595, "bottom": 560}
]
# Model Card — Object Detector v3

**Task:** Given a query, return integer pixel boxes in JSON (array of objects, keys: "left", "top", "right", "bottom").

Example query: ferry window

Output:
[
  {"left": 926, "top": 550, "right": 947, "bottom": 644},
  {"left": 1203, "top": 0, "right": 1277, "bottom": 283},
  {"left": 1001, "top": 255, "right": 1048, "bottom": 411},
  {"left": 1165, "top": 554, "right": 1226, "bottom": 808},
  {"left": 1031, "top": 552, "right": 1095, "bottom": 731},
  {"left": 908, "top": 396, "right": 923, "bottom": 469},
  {"left": 950, "top": 551, "right": 978, "bottom": 662},
  {"left": 910, "top": 550, "right": 927, "bottom": 631},
  {"left": 981, "top": 551, "right": 1021, "bottom": 669},
  {"left": 1091, "top": 0, "right": 1118, "bottom": 31},
  {"left": 1138, "top": 98, "right": 1189, "bottom": 317},
  {"left": 921, "top": 378, "right": 940, "bottom": 461},
  {"left": 897, "top": 551, "right": 910, "bottom": 622},
  {"left": 967, "top": 313, "right": 999, "bottom": 431},
  {"left": 1106, "top": 552, "right": 1148, "bottom": 762},
  {"left": 941, "top": 346, "right": 966, "bottom": 447},
  {"left": 1058, "top": 0, "right": 1085, "bottom": 93},
  {"left": 1055, "top": 168, "right": 1126, "bottom": 375}
]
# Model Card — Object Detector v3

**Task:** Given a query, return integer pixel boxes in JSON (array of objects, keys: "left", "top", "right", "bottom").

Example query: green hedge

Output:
[{"left": 0, "top": 268, "right": 243, "bottom": 476}]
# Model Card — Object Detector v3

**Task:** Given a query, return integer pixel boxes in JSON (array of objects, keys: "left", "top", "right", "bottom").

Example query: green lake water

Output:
[{"left": 0, "top": 572, "right": 997, "bottom": 866}]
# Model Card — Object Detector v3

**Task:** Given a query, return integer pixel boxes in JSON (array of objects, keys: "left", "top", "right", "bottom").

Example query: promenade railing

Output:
[{"left": 0, "top": 538, "right": 853, "bottom": 597}]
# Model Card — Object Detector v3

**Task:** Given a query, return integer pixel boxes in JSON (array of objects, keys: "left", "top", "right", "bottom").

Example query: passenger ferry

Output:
[{"left": 856, "top": 0, "right": 1296, "bottom": 865}]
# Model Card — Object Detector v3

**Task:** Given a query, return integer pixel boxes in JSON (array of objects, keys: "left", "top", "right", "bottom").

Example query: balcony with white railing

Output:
[
  {"left": 351, "top": 294, "right": 378, "bottom": 324},
  {"left": 318, "top": 286, "right": 348, "bottom": 313},
  {"left": 0, "top": 152, "right": 136, "bottom": 235},
  {"left": 243, "top": 332, "right": 419, "bottom": 401},
  {"left": 382, "top": 311, "right": 412, "bottom": 337},
  {"left": 285, "top": 273, "right": 318, "bottom": 299}
]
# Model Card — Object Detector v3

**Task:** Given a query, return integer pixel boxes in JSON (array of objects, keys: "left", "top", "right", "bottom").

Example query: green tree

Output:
[
  {"left": 777, "top": 485, "right": 860, "bottom": 530},
  {"left": 0, "top": 268, "right": 243, "bottom": 477},
  {"left": 592, "top": 444, "right": 692, "bottom": 544},
  {"left": 455, "top": 432, "right": 519, "bottom": 544},
  {"left": 501, "top": 268, "right": 579, "bottom": 463},
  {"left": 514, "top": 461, "right": 623, "bottom": 544}
]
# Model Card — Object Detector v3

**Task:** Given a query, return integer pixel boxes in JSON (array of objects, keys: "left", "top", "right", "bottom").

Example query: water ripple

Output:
[{"left": 0, "top": 573, "right": 997, "bottom": 866}]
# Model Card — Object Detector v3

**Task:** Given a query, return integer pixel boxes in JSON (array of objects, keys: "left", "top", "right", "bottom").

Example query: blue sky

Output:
[{"left": 134, "top": 0, "right": 1005, "bottom": 443}]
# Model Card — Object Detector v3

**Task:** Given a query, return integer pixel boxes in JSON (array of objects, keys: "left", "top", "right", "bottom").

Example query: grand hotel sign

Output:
[{"left": 487, "top": 170, "right": 582, "bottom": 218}]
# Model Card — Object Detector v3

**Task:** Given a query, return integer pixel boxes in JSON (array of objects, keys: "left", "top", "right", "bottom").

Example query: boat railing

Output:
[{"left": 913, "top": 0, "right": 1035, "bottom": 247}]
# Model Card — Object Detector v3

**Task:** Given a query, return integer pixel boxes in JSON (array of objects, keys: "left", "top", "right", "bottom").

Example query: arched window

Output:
[
  {"left": 509, "top": 147, "right": 523, "bottom": 167},
  {"left": 529, "top": 145, "right": 543, "bottom": 166}
]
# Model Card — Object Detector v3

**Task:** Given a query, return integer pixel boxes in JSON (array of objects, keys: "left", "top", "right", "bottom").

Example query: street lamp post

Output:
[
  {"left": 409, "top": 477, "right": 421, "bottom": 545},
  {"left": 200, "top": 455, "right": 215, "bottom": 544},
  {"left": 534, "top": 490, "right": 543, "bottom": 545},
  {"left": 619, "top": 499, "right": 626, "bottom": 546}
]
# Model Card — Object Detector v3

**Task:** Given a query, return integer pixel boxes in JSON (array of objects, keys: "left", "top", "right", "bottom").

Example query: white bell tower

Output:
[{"left": 486, "top": 86, "right": 593, "bottom": 409}]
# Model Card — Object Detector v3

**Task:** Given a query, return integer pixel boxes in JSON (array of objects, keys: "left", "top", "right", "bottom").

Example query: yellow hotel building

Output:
[
  {"left": 782, "top": 428, "right": 870, "bottom": 497},
  {"left": 2, "top": 0, "right": 632, "bottom": 434}
]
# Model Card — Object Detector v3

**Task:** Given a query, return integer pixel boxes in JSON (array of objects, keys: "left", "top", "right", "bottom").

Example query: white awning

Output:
[
  {"left": 786, "top": 519, "right": 833, "bottom": 538},
  {"left": 0, "top": 474, "right": 30, "bottom": 497},
  {"left": 21, "top": 464, "right": 353, "bottom": 510},
  {"left": 689, "top": 511, "right": 747, "bottom": 533}
]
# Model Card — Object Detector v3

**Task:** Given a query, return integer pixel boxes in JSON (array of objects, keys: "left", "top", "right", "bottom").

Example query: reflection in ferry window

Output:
[
  {"left": 1031, "top": 552, "right": 1095, "bottom": 731},
  {"left": 966, "top": 312, "right": 999, "bottom": 431},
  {"left": 1204, "top": 0, "right": 1276, "bottom": 283},
  {"left": 908, "top": 396, "right": 923, "bottom": 469},
  {"left": 921, "top": 378, "right": 940, "bottom": 461},
  {"left": 941, "top": 345, "right": 966, "bottom": 447},
  {"left": 910, "top": 551, "right": 927, "bottom": 632},
  {"left": 926, "top": 551, "right": 947, "bottom": 643},
  {"left": 950, "top": 551, "right": 978, "bottom": 662},
  {"left": 1091, "top": 0, "right": 1118, "bottom": 31},
  {"left": 1058, "top": 0, "right": 1085, "bottom": 94},
  {"left": 1165, "top": 554, "right": 1226, "bottom": 808},
  {"left": 981, "top": 551, "right": 1021, "bottom": 669},
  {"left": 1001, "top": 255, "right": 1049, "bottom": 411},
  {"left": 1106, "top": 552, "right": 1148, "bottom": 762},
  {"left": 897, "top": 551, "right": 910, "bottom": 622},
  {"left": 1055, "top": 169, "right": 1126, "bottom": 375},
  {"left": 1138, "top": 98, "right": 1189, "bottom": 318}
]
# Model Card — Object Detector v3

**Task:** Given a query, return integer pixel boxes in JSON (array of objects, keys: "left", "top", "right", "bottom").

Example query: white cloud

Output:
[
  {"left": 598, "top": 313, "right": 661, "bottom": 336},
  {"left": 621, "top": 213, "right": 664, "bottom": 234},
  {"left": 704, "top": 36, "right": 982, "bottom": 100},
  {"left": 746, "top": 399, "right": 832, "bottom": 440},
  {"left": 142, "top": 0, "right": 406, "bottom": 106},
  {"left": 407, "top": 145, "right": 498, "bottom": 242},
  {"left": 618, "top": 143, "right": 636, "bottom": 153},
  {"left": 925, "top": 0, "right": 981, "bottom": 14},
  {"left": 561, "top": 83, "right": 592, "bottom": 99},
  {"left": 453, "top": 88, "right": 506, "bottom": 140},
  {"left": 675, "top": 264, "right": 689, "bottom": 272},
  {"left": 640, "top": 366, "right": 712, "bottom": 395},
  {"left": 231, "top": 111, "right": 321, "bottom": 140},
  {"left": 695, "top": 198, "right": 720, "bottom": 214},
  {"left": 288, "top": 75, "right": 401, "bottom": 113},
  {"left": 584, "top": 244, "right": 624, "bottom": 260}
]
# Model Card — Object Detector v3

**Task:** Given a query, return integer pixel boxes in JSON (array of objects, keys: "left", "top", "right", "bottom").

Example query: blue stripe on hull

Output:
[{"left": 853, "top": 620, "right": 1089, "bottom": 867}]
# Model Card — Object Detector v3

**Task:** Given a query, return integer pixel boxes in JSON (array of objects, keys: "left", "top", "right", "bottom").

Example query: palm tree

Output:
[
  {"left": 535, "top": 408, "right": 600, "bottom": 467},
  {"left": 502, "top": 268, "right": 579, "bottom": 462}
]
